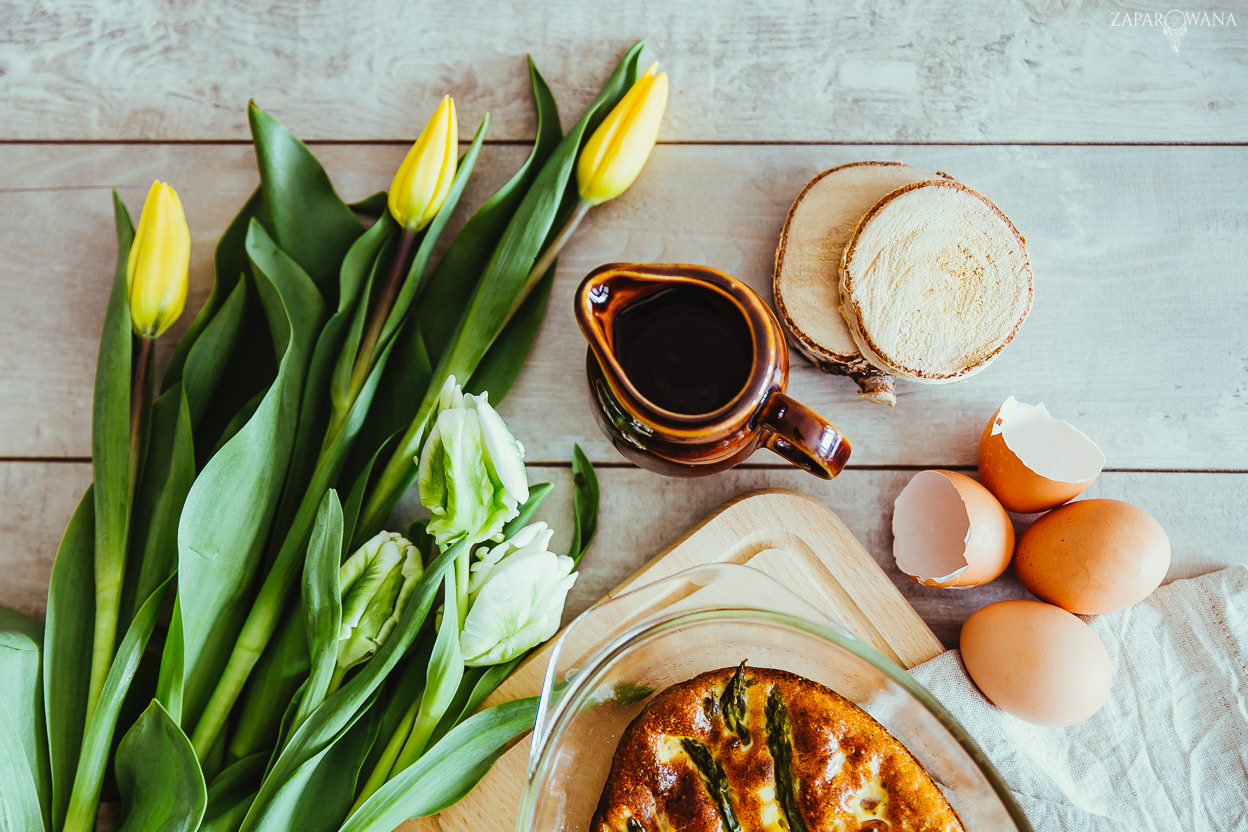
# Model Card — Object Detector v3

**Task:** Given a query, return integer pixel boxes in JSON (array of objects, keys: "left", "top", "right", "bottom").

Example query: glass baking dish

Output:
[{"left": 517, "top": 563, "right": 1031, "bottom": 831}]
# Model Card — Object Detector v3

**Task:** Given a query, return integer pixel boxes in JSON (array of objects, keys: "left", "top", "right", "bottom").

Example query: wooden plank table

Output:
[{"left": 2, "top": 0, "right": 1245, "bottom": 658}]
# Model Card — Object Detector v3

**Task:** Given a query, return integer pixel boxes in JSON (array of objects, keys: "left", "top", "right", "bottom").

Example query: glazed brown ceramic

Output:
[{"left": 575, "top": 263, "right": 851, "bottom": 478}]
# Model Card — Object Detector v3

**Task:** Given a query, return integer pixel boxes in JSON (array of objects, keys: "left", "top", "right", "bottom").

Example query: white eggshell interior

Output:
[
  {"left": 994, "top": 396, "right": 1106, "bottom": 483},
  {"left": 892, "top": 471, "right": 970, "bottom": 583}
]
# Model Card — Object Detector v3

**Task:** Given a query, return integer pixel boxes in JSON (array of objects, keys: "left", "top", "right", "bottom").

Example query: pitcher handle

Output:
[{"left": 758, "top": 392, "right": 851, "bottom": 479}]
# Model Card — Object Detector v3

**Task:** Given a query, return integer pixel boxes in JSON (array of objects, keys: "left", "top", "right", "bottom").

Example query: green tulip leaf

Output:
[
  {"left": 339, "top": 697, "right": 539, "bottom": 832},
  {"left": 42, "top": 489, "right": 95, "bottom": 830},
  {"left": 570, "top": 444, "right": 600, "bottom": 565},
  {"left": 297, "top": 491, "right": 345, "bottom": 729},
  {"left": 123, "top": 384, "right": 195, "bottom": 624},
  {"left": 357, "top": 633, "right": 434, "bottom": 786},
  {"left": 400, "top": 571, "right": 465, "bottom": 767},
  {"left": 61, "top": 580, "right": 171, "bottom": 831},
  {"left": 163, "top": 189, "right": 259, "bottom": 397},
  {"left": 417, "top": 57, "right": 563, "bottom": 363},
  {"left": 115, "top": 699, "right": 206, "bottom": 832},
  {"left": 466, "top": 261, "right": 555, "bottom": 403},
  {"left": 190, "top": 286, "right": 278, "bottom": 466},
  {"left": 199, "top": 752, "right": 266, "bottom": 832},
  {"left": 328, "top": 216, "right": 397, "bottom": 420},
  {"left": 86, "top": 190, "right": 136, "bottom": 714},
  {"left": 248, "top": 103, "right": 364, "bottom": 297},
  {"left": 162, "top": 189, "right": 272, "bottom": 495},
  {"left": 173, "top": 220, "right": 325, "bottom": 730},
  {"left": 241, "top": 702, "right": 379, "bottom": 832},
  {"left": 340, "top": 440, "right": 392, "bottom": 558},
  {"left": 348, "top": 191, "right": 388, "bottom": 218},
  {"left": 177, "top": 274, "right": 249, "bottom": 435},
  {"left": 0, "top": 607, "right": 49, "bottom": 832},
  {"left": 341, "top": 322, "right": 432, "bottom": 501},
  {"left": 206, "top": 386, "right": 265, "bottom": 458},
  {"left": 500, "top": 481, "right": 553, "bottom": 541},
  {"left": 155, "top": 598, "right": 185, "bottom": 724},
  {"left": 284, "top": 215, "right": 394, "bottom": 532},
  {"left": 427, "top": 655, "right": 523, "bottom": 750}
]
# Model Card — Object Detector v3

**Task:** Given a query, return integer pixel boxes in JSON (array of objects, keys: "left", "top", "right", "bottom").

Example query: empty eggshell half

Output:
[
  {"left": 978, "top": 396, "right": 1106, "bottom": 513},
  {"left": 892, "top": 469, "right": 1015, "bottom": 588}
]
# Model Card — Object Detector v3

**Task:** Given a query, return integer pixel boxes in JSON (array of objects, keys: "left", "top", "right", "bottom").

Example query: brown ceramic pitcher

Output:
[{"left": 574, "top": 263, "right": 851, "bottom": 478}]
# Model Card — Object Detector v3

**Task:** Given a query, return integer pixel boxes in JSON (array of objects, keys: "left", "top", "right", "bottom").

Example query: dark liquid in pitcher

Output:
[{"left": 612, "top": 285, "right": 753, "bottom": 414}]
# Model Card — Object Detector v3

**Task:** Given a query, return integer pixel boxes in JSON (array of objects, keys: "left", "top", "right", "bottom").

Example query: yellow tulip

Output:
[
  {"left": 388, "top": 95, "right": 459, "bottom": 231},
  {"left": 126, "top": 181, "right": 190, "bottom": 338},
  {"left": 576, "top": 63, "right": 669, "bottom": 205}
]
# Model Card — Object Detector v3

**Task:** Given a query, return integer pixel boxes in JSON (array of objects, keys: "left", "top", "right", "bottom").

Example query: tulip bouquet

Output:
[{"left": 0, "top": 41, "right": 664, "bottom": 832}]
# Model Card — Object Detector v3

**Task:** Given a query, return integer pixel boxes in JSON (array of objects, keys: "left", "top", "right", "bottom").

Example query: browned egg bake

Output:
[{"left": 591, "top": 664, "right": 965, "bottom": 832}]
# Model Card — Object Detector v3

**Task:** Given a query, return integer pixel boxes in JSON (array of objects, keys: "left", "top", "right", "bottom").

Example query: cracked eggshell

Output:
[
  {"left": 892, "top": 470, "right": 1015, "bottom": 589},
  {"left": 978, "top": 397, "right": 1106, "bottom": 513}
]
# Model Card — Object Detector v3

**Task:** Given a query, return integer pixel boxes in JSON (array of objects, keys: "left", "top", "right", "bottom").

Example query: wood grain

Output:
[
  {"left": 3, "top": 6, "right": 1245, "bottom": 828},
  {"left": 1, "top": 143, "right": 1244, "bottom": 467},
  {"left": 2, "top": 0, "right": 1245, "bottom": 142},
  {"left": 4, "top": 462, "right": 1244, "bottom": 648}
]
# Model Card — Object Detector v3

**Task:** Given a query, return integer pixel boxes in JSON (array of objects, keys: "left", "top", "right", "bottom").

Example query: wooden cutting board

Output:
[{"left": 403, "top": 488, "right": 944, "bottom": 832}]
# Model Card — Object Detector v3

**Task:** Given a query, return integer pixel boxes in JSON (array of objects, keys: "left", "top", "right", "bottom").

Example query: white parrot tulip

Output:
[{"left": 460, "top": 522, "right": 577, "bottom": 667}]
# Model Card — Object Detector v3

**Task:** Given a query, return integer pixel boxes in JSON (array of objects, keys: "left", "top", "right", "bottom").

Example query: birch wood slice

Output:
[
  {"left": 839, "top": 179, "right": 1034, "bottom": 383},
  {"left": 400, "top": 489, "right": 941, "bottom": 832},
  {"left": 773, "top": 162, "right": 949, "bottom": 406}
]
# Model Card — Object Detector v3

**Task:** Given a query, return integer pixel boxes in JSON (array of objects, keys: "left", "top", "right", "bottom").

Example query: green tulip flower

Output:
[
  {"left": 336, "top": 531, "right": 424, "bottom": 675},
  {"left": 417, "top": 376, "right": 529, "bottom": 549}
]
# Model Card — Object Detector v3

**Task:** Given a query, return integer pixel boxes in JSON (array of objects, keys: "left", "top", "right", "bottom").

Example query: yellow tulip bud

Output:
[
  {"left": 126, "top": 181, "right": 190, "bottom": 339},
  {"left": 576, "top": 63, "right": 669, "bottom": 206},
  {"left": 388, "top": 95, "right": 459, "bottom": 231}
]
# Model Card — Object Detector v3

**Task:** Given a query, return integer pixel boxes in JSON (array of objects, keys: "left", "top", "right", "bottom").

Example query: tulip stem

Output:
[
  {"left": 352, "top": 697, "right": 420, "bottom": 812},
  {"left": 328, "top": 664, "right": 348, "bottom": 694},
  {"left": 342, "top": 227, "right": 417, "bottom": 418},
  {"left": 128, "top": 336, "right": 153, "bottom": 490},
  {"left": 509, "top": 199, "right": 590, "bottom": 323}
]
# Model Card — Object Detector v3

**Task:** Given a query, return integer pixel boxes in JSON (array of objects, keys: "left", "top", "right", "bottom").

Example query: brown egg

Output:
[
  {"left": 960, "top": 600, "right": 1112, "bottom": 726},
  {"left": 977, "top": 397, "right": 1105, "bottom": 514},
  {"left": 892, "top": 470, "right": 1014, "bottom": 588},
  {"left": 1015, "top": 499, "right": 1170, "bottom": 615}
]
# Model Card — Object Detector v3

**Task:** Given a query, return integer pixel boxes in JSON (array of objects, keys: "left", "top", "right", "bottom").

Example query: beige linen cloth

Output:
[{"left": 908, "top": 565, "right": 1248, "bottom": 831}]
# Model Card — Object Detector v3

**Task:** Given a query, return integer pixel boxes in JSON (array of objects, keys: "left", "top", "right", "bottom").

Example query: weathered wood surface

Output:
[
  {"left": 4, "top": 462, "right": 1243, "bottom": 647},
  {"left": 1, "top": 2, "right": 1246, "bottom": 788},
  {"left": 2, "top": 0, "right": 1245, "bottom": 142},
  {"left": 2, "top": 143, "right": 1244, "bottom": 466}
]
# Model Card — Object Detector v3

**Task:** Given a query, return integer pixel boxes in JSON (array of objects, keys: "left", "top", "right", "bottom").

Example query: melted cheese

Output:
[
  {"left": 655, "top": 735, "right": 685, "bottom": 765},
  {"left": 754, "top": 783, "right": 786, "bottom": 832},
  {"left": 846, "top": 757, "right": 889, "bottom": 825}
]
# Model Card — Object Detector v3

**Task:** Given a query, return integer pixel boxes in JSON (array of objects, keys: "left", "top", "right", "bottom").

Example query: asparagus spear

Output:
[
  {"left": 680, "top": 738, "right": 742, "bottom": 832},
  {"left": 765, "top": 688, "right": 810, "bottom": 832},
  {"left": 718, "top": 661, "right": 751, "bottom": 747}
]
